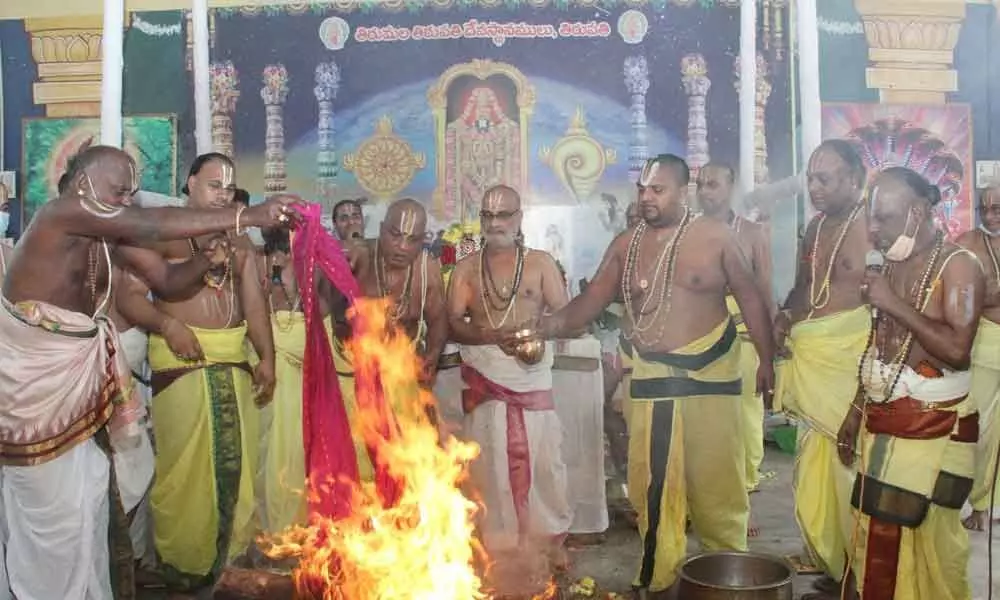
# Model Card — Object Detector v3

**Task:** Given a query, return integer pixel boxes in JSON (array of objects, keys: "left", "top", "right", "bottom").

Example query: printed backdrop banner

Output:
[
  {"left": 210, "top": 0, "right": 792, "bottom": 289},
  {"left": 822, "top": 103, "right": 974, "bottom": 240}
]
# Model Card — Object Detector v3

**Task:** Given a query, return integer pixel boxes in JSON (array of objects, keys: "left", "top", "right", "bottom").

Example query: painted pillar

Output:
[
  {"left": 261, "top": 64, "right": 289, "bottom": 194},
  {"left": 623, "top": 55, "right": 650, "bottom": 184},
  {"left": 314, "top": 61, "right": 340, "bottom": 204},
  {"left": 209, "top": 61, "right": 239, "bottom": 158}
]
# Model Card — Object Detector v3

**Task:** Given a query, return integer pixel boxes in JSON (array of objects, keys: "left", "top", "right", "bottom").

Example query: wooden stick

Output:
[{"left": 211, "top": 567, "right": 295, "bottom": 600}]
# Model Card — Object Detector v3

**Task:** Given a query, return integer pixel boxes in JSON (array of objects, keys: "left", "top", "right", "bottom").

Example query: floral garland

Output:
[
  {"left": 132, "top": 15, "right": 182, "bottom": 37},
  {"left": 437, "top": 221, "right": 481, "bottom": 288}
]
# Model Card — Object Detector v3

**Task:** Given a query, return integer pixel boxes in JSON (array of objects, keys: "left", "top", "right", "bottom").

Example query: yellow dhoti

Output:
[
  {"left": 851, "top": 357, "right": 974, "bottom": 600},
  {"left": 259, "top": 312, "right": 307, "bottom": 535},
  {"left": 968, "top": 318, "right": 1000, "bottom": 512},
  {"left": 148, "top": 324, "right": 259, "bottom": 589},
  {"left": 726, "top": 296, "right": 763, "bottom": 491},
  {"left": 627, "top": 319, "right": 747, "bottom": 592},
  {"left": 776, "top": 307, "right": 869, "bottom": 579}
]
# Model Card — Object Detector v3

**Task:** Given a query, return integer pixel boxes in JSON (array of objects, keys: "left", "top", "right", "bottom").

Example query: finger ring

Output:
[{"left": 767, "top": 389, "right": 774, "bottom": 394}]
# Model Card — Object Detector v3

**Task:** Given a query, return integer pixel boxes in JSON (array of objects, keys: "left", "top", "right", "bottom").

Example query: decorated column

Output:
[
  {"left": 734, "top": 53, "right": 773, "bottom": 185},
  {"left": 314, "top": 62, "right": 340, "bottom": 204},
  {"left": 209, "top": 61, "right": 239, "bottom": 158},
  {"left": 623, "top": 56, "right": 650, "bottom": 184},
  {"left": 855, "top": 0, "right": 965, "bottom": 104},
  {"left": 261, "top": 64, "right": 289, "bottom": 194},
  {"left": 681, "top": 54, "right": 711, "bottom": 190}
]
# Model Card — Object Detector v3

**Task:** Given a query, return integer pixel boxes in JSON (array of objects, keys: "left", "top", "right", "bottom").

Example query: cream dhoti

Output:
[
  {"left": 460, "top": 344, "right": 572, "bottom": 552},
  {"left": 149, "top": 324, "right": 259, "bottom": 590},
  {"left": 260, "top": 311, "right": 308, "bottom": 534},
  {"left": 0, "top": 297, "right": 139, "bottom": 600},
  {"left": 776, "top": 307, "right": 869, "bottom": 579},
  {"left": 968, "top": 318, "right": 1000, "bottom": 514},
  {"left": 851, "top": 356, "right": 975, "bottom": 600}
]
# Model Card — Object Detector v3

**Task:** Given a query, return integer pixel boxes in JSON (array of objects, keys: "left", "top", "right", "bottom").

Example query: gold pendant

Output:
[{"left": 204, "top": 274, "right": 225, "bottom": 290}]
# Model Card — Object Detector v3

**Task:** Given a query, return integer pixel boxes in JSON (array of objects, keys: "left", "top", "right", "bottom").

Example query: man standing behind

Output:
[
  {"left": 840, "top": 167, "right": 982, "bottom": 599},
  {"left": 333, "top": 198, "right": 365, "bottom": 241},
  {"left": 956, "top": 182, "right": 1000, "bottom": 531},
  {"left": 773, "top": 140, "right": 872, "bottom": 597},
  {"left": 697, "top": 162, "right": 774, "bottom": 497},
  {"left": 535, "top": 154, "right": 775, "bottom": 598},
  {"left": 116, "top": 153, "right": 278, "bottom": 593},
  {"left": 0, "top": 183, "right": 11, "bottom": 278},
  {"left": 0, "top": 145, "right": 296, "bottom": 600},
  {"left": 447, "top": 185, "right": 573, "bottom": 589}
]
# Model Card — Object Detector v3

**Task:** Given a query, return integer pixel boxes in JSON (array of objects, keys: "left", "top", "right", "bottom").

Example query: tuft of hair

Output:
[
  {"left": 182, "top": 152, "right": 234, "bottom": 196},
  {"left": 646, "top": 154, "right": 690, "bottom": 186},
  {"left": 262, "top": 227, "right": 290, "bottom": 255},
  {"left": 233, "top": 188, "right": 250, "bottom": 207},
  {"left": 880, "top": 166, "right": 942, "bottom": 207}
]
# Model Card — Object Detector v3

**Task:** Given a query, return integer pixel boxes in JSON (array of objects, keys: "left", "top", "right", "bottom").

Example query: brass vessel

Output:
[{"left": 512, "top": 328, "right": 544, "bottom": 365}]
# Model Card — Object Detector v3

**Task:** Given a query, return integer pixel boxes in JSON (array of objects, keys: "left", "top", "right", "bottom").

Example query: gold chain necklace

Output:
[
  {"left": 479, "top": 245, "right": 524, "bottom": 330},
  {"left": 808, "top": 202, "right": 864, "bottom": 315},
  {"left": 622, "top": 209, "right": 694, "bottom": 346},
  {"left": 374, "top": 242, "right": 412, "bottom": 323}
]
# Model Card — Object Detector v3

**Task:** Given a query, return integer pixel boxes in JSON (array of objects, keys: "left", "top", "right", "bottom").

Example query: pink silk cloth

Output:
[{"left": 290, "top": 203, "right": 401, "bottom": 520}]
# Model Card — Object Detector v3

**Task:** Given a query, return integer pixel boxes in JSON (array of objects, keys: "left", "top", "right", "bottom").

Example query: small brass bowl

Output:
[{"left": 514, "top": 337, "right": 545, "bottom": 365}]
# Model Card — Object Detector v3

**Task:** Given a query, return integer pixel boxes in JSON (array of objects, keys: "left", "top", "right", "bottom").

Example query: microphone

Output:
[
  {"left": 351, "top": 231, "right": 361, "bottom": 240},
  {"left": 865, "top": 250, "right": 884, "bottom": 318},
  {"left": 270, "top": 264, "right": 282, "bottom": 285}
]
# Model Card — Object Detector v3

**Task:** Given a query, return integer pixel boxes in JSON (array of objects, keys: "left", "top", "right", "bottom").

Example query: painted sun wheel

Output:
[{"left": 343, "top": 116, "right": 426, "bottom": 200}]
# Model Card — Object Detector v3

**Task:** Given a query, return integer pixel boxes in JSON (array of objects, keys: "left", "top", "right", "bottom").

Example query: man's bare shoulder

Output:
[
  {"left": 954, "top": 229, "right": 982, "bottom": 250},
  {"left": 452, "top": 250, "right": 480, "bottom": 277},
  {"left": 940, "top": 242, "right": 985, "bottom": 280},
  {"left": 525, "top": 247, "right": 559, "bottom": 268},
  {"left": 690, "top": 215, "right": 735, "bottom": 246}
]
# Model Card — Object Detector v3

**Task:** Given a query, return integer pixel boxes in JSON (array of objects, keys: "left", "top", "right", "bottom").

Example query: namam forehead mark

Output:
[
  {"left": 639, "top": 160, "right": 660, "bottom": 187},
  {"left": 398, "top": 207, "right": 417, "bottom": 236},
  {"left": 483, "top": 188, "right": 519, "bottom": 212},
  {"left": 807, "top": 148, "right": 844, "bottom": 175},
  {"left": 980, "top": 186, "right": 1000, "bottom": 209},
  {"left": 218, "top": 161, "right": 234, "bottom": 188}
]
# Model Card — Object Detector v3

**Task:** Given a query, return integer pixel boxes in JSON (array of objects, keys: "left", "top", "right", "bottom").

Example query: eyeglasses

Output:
[{"left": 479, "top": 209, "right": 520, "bottom": 220}]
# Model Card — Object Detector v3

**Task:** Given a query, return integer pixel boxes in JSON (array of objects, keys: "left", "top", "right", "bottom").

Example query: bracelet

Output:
[{"left": 235, "top": 205, "right": 246, "bottom": 236}]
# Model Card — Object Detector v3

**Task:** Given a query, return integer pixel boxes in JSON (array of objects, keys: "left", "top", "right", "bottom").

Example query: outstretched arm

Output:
[
  {"left": 46, "top": 193, "right": 299, "bottom": 243},
  {"left": 539, "top": 234, "right": 626, "bottom": 339},
  {"left": 114, "top": 244, "right": 211, "bottom": 300}
]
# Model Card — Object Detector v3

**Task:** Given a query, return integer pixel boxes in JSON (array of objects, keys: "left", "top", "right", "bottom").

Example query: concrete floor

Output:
[
  {"left": 568, "top": 446, "right": 1000, "bottom": 599},
  {"left": 139, "top": 445, "right": 1000, "bottom": 599}
]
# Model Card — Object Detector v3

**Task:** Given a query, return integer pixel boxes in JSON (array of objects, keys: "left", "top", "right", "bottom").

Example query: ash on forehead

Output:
[
  {"left": 482, "top": 184, "right": 520, "bottom": 211},
  {"left": 639, "top": 154, "right": 690, "bottom": 186}
]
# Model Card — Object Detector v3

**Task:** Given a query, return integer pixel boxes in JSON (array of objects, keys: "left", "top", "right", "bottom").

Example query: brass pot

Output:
[
  {"left": 677, "top": 552, "right": 793, "bottom": 600},
  {"left": 513, "top": 329, "right": 545, "bottom": 365}
]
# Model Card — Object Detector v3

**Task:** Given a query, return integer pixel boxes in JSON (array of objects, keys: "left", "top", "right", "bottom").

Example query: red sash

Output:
[{"left": 461, "top": 364, "right": 553, "bottom": 537}]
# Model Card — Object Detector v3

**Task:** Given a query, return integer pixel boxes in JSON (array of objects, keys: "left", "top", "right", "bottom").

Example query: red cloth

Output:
[{"left": 290, "top": 203, "right": 401, "bottom": 520}]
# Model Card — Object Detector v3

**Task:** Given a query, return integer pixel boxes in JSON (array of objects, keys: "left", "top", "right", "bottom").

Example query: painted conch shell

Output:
[{"left": 539, "top": 107, "right": 616, "bottom": 202}]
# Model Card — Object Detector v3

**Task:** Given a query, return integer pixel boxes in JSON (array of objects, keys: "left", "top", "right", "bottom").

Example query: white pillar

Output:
[
  {"left": 739, "top": 0, "right": 756, "bottom": 193},
  {"left": 192, "top": 0, "right": 212, "bottom": 154},
  {"left": 796, "top": 0, "right": 821, "bottom": 164},
  {"left": 99, "top": 0, "right": 124, "bottom": 148}
]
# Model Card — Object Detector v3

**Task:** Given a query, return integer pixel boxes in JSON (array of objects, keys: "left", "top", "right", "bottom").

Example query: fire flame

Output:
[{"left": 263, "top": 298, "right": 559, "bottom": 600}]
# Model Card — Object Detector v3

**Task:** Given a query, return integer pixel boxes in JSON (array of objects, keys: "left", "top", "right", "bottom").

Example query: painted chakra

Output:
[{"left": 343, "top": 116, "right": 426, "bottom": 200}]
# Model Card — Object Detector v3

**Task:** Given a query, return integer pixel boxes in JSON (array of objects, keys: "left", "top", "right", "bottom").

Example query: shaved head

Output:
[
  {"left": 62, "top": 145, "right": 138, "bottom": 215},
  {"left": 480, "top": 185, "right": 523, "bottom": 248},
  {"left": 380, "top": 198, "right": 427, "bottom": 267}
]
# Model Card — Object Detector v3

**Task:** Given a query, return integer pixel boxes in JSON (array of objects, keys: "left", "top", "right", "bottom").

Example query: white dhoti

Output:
[
  {"left": 433, "top": 344, "right": 465, "bottom": 435},
  {"left": 117, "top": 326, "right": 155, "bottom": 568},
  {"left": 0, "top": 297, "right": 138, "bottom": 600},
  {"left": 460, "top": 344, "right": 573, "bottom": 552}
]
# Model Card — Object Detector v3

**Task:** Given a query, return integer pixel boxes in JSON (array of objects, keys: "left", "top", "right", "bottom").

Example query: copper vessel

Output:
[
  {"left": 513, "top": 328, "right": 545, "bottom": 365},
  {"left": 677, "top": 552, "right": 793, "bottom": 600}
]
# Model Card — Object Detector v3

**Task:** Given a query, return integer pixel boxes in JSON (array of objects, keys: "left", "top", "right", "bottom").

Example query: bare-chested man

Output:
[
  {"left": 0, "top": 145, "right": 296, "bottom": 600},
  {"left": 116, "top": 153, "right": 279, "bottom": 593},
  {"left": 838, "top": 167, "right": 982, "bottom": 599},
  {"left": 446, "top": 184, "right": 573, "bottom": 592},
  {"left": 774, "top": 140, "right": 871, "bottom": 597},
  {"left": 697, "top": 162, "right": 774, "bottom": 499},
  {"left": 534, "top": 154, "right": 775, "bottom": 598},
  {"left": 956, "top": 183, "right": 1000, "bottom": 532},
  {"left": 333, "top": 198, "right": 365, "bottom": 241}
]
